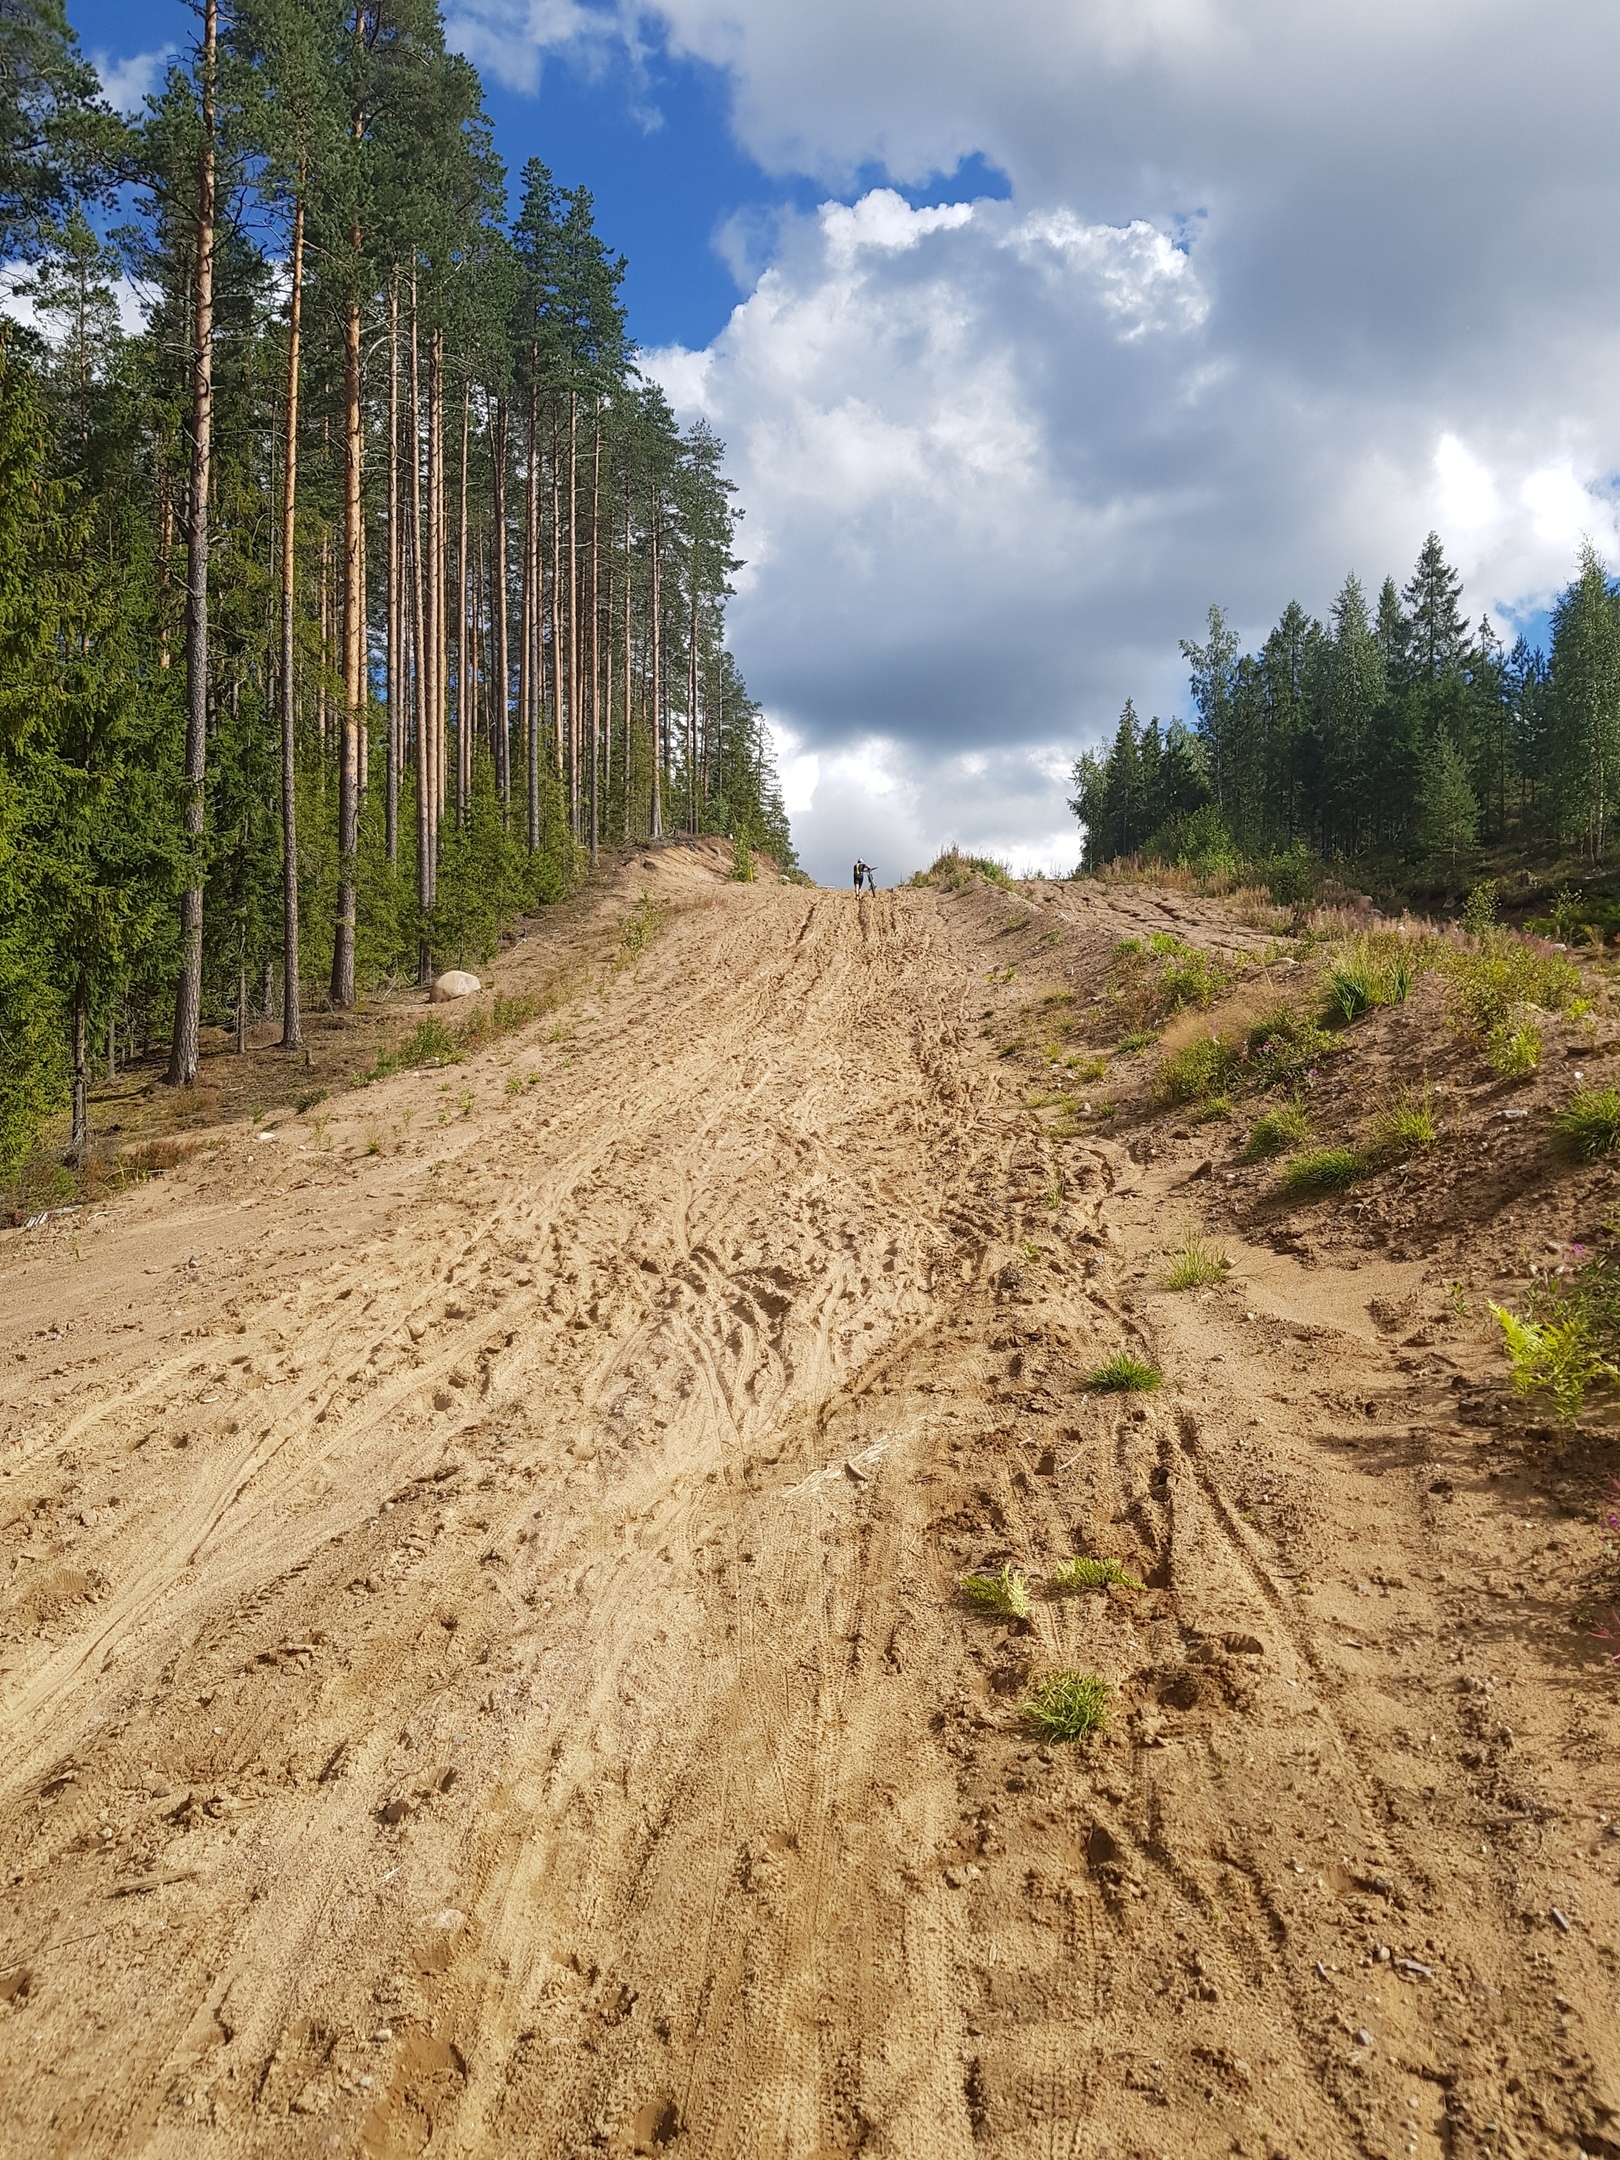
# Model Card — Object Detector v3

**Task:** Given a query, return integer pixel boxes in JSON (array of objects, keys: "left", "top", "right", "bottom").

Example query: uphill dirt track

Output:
[{"left": 1, "top": 846, "right": 1617, "bottom": 2160}]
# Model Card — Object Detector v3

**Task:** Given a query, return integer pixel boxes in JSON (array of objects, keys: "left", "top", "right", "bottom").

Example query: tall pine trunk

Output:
[
  {"left": 385, "top": 267, "right": 399, "bottom": 865},
  {"left": 521, "top": 375, "right": 537, "bottom": 851},
  {"left": 167, "top": 0, "right": 216, "bottom": 1089},
  {"left": 455, "top": 379, "right": 470, "bottom": 827},
  {"left": 589, "top": 398, "right": 601, "bottom": 866},
  {"left": 492, "top": 398, "right": 510, "bottom": 815},
  {"left": 70, "top": 975, "right": 88, "bottom": 1166},
  {"left": 279, "top": 187, "right": 304, "bottom": 1049},
  {"left": 409, "top": 267, "right": 431, "bottom": 972},
  {"left": 330, "top": 251, "right": 364, "bottom": 1009},
  {"left": 649, "top": 489, "right": 663, "bottom": 839}
]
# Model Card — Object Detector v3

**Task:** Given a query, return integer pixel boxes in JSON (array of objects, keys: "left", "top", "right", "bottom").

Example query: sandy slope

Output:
[{"left": 0, "top": 848, "right": 1616, "bottom": 2160}]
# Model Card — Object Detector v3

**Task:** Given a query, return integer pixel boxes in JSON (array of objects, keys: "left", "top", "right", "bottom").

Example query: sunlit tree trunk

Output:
[{"left": 168, "top": 0, "right": 216, "bottom": 1089}]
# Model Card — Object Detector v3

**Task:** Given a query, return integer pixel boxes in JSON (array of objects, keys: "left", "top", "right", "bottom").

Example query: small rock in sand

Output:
[{"left": 430, "top": 970, "right": 481, "bottom": 1003}]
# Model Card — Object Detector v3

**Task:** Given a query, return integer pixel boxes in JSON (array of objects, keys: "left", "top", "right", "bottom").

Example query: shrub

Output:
[
  {"left": 1461, "top": 878, "right": 1500, "bottom": 935},
  {"left": 1107, "top": 931, "right": 1233, "bottom": 1037},
  {"left": 961, "top": 1562, "right": 1031, "bottom": 1618},
  {"left": 1367, "top": 1087, "right": 1437, "bottom": 1160},
  {"left": 1084, "top": 1350, "right": 1162, "bottom": 1392},
  {"left": 1024, "top": 1670, "right": 1111, "bottom": 1741},
  {"left": 1281, "top": 1146, "right": 1366, "bottom": 1195},
  {"left": 1553, "top": 1087, "right": 1620, "bottom": 1161},
  {"left": 1153, "top": 1031, "right": 1241, "bottom": 1106},
  {"left": 1051, "top": 1556, "right": 1144, "bottom": 1593},
  {"left": 1488, "top": 1017, "right": 1542, "bottom": 1079},
  {"left": 1440, "top": 935, "right": 1580, "bottom": 1040},
  {"left": 1243, "top": 1004, "right": 1335, "bottom": 1092},
  {"left": 1118, "top": 1029, "right": 1160, "bottom": 1054},
  {"left": 1164, "top": 1236, "right": 1230, "bottom": 1289},
  {"left": 1245, "top": 1099, "right": 1309, "bottom": 1159}
]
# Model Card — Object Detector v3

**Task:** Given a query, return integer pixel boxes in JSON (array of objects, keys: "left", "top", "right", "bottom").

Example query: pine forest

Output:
[
  {"left": 0, "top": 0, "right": 796, "bottom": 1179},
  {"left": 1070, "top": 533, "right": 1620, "bottom": 896}
]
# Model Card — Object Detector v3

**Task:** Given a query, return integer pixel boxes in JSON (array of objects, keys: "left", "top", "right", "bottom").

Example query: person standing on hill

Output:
[{"left": 852, "top": 859, "right": 867, "bottom": 890}]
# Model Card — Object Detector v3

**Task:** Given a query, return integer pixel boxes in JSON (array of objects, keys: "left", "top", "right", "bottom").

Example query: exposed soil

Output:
[{"left": 1, "top": 847, "right": 1617, "bottom": 2160}]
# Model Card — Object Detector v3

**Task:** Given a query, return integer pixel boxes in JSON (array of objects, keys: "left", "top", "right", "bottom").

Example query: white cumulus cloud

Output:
[{"left": 486, "top": 0, "right": 1620, "bottom": 881}]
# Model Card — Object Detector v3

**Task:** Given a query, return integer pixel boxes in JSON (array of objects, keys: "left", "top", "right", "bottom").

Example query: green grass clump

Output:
[
  {"left": 1323, "top": 937, "right": 1414, "bottom": 1024},
  {"left": 1051, "top": 1556, "right": 1144, "bottom": 1593},
  {"left": 1487, "top": 1017, "right": 1542, "bottom": 1078},
  {"left": 961, "top": 1562, "right": 1031, "bottom": 1618},
  {"left": 1367, "top": 1088, "right": 1437, "bottom": 1160},
  {"left": 1024, "top": 1669, "right": 1111, "bottom": 1741},
  {"left": 1152, "top": 1030, "right": 1240, "bottom": 1106},
  {"left": 1245, "top": 1099, "right": 1309, "bottom": 1159},
  {"left": 1188, "top": 1092, "right": 1234, "bottom": 1125},
  {"left": 1281, "top": 1146, "right": 1367, "bottom": 1195},
  {"left": 1117, "top": 1029, "right": 1160, "bottom": 1055},
  {"left": 1164, "top": 1235, "right": 1231, "bottom": 1289},
  {"left": 1553, "top": 1087, "right": 1620, "bottom": 1161},
  {"left": 1084, "top": 1350, "right": 1162, "bottom": 1393}
]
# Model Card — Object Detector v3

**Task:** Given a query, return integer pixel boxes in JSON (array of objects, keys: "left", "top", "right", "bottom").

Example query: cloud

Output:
[
  {"left": 502, "top": 0, "right": 1620, "bottom": 882},
  {"left": 90, "top": 47, "right": 175, "bottom": 115}
]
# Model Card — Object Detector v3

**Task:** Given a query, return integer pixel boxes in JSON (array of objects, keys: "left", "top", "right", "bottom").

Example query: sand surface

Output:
[{"left": 1, "top": 847, "right": 1616, "bottom": 2160}]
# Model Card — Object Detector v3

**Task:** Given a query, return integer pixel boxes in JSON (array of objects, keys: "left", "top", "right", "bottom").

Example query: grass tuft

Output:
[
  {"left": 1024, "top": 1669, "right": 1111, "bottom": 1741},
  {"left": 1164, "top": 1235, "right": 1230, "bottom": 1290},
  {"left": 1366, "top": 1087, "right": 1437, "bottom": 1160},
  {"left": 1051, "top": 1555, "right": 1144, "bottom": 1593},
  {"left": 1084, "top": 1350, "right": 1162, "bottom": 1393},
  {"left": 1280, "top": 1145, "right": 1366, "bottom": 1195},
  {"left": 961, "top": 1562, "right": 1031, "bottom": 1618},
  {"left": 1552, "top": 1086, "right": 1620, "bottom": 1161},
  {"left": 1245, "top": 1099, "right": 1309, "bottom": 1159}
]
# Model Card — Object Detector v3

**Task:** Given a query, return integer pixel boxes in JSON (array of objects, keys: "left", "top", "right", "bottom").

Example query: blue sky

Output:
[{"left": 71, "top": 0, "right": 1620, "bottom": 885}]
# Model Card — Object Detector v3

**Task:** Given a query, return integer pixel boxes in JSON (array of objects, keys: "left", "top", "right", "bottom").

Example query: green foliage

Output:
[
  {"left": 1108, "top": 930, "right": 1232, "bottom": 1039},
  {"left": 1153, "top": 1031, "right": 1240, "bottom": 1105},
  {"left": 1084, "top": 1350, "right": 1162, "bottom": 1393},
  {"left": 729, "top": 835, "right": 754, "bottom": 882},
  {"left": 1024, "top": 1669, "right": 1111, "bottom": 1741},
  {"left": 1243, "top": 1004, "right": 1336, "bottom": 1089},
  {"left": 1441, "top": 934, "right": 1580, "bottom": 1040},
  {"left": 1281, "top": 1146, "right": 1367, "bottom": 1195},
  {"left": 916, "top": 846, "right": 1011, "bottom": 889},
  {"left": 1164, "top": 1236, "right": 1231, "bottom": 1289},
  {"left": 1367, "top": 1087, "right": 1437, "bottom": 1159},
  {"left": 1553, "top": 1087, "right": 1620, "bottom": 1160},
  {"left": 1245, "top": 1098, "right": 1309, "bottom": 1158},
  {"left": 1071, "top": 532, "right": 1620, "bottom": 882},
  {"left": 1491, "top": 1303, "right": 1616, "bottom": 1423},
  {"left": 961, "top": 1562, "right": 1031, "bottom": 1618},
  {"left": 1323, "top": 937, "right": 1413, "bottom": 1023},
  {"left": 1487, "top": 1018, "right": 1542, "bottom": 1078},
  {"left": 1461, "top": 878, "right": 1500, "bottom": 934},
  {"left": 1050, "top": 1556, "right": 1144, "bottom": 1593}
]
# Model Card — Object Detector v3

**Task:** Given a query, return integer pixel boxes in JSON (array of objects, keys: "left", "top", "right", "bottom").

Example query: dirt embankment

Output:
[{"left": 0, "top": 850, "right": 1617, "bottom": 2160}]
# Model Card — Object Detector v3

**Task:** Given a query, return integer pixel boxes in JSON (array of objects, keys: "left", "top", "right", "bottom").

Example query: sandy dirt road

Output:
[{"left": 1, "top": 849, "right": 1616, "bottom": 2160}]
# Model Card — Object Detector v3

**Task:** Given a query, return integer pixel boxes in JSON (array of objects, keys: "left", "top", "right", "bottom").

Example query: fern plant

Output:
[
  {"left": 961, "top": 1562, "right": 1031, "bottom": 1618},
  {"left": 1051, "top": 1555, "right": 1144, "bottom": 1593},
  {"left": 1490, "top": 1304, "right": 1617, "bottom": 1423}
]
